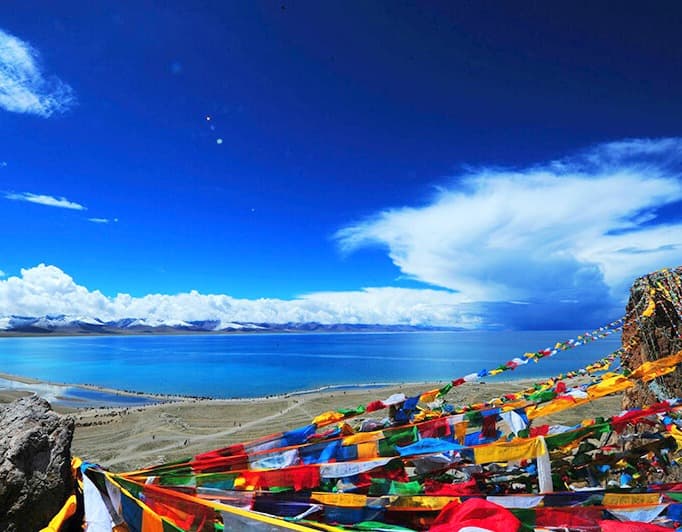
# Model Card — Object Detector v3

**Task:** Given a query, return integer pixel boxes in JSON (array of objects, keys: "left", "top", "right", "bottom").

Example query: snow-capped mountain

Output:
[
  {"left": 0, "top": 314, "right": 457, "bottom": 335},
  {"left": 0, "top": 314, "right": 262, "bottom": 333},
  {"left": 0, "top": 315, "right": 107, "bottom": 332}
]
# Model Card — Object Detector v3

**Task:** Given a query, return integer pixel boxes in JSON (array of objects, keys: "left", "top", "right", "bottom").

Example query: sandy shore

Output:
[{"left": 0, "top": 374, "right": 622, "bottom": 472}]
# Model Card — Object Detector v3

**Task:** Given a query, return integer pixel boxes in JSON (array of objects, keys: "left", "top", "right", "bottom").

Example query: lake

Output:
[{"left": 0, "top": 330, "right": 621, "bottom": 398}]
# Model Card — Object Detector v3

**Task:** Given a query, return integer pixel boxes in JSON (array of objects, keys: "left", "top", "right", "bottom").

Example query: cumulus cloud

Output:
[
  {"left": 4, "top": 191, "right": 86, "bottom": 210},
  {"left": 336, "top": 138, "right": 682, "bottom": 313},
  {"left": 0, "top": 28, "right": 75, "bottom": 116},
  {"left": 3, "top": 138, "right": 679, "bottom": 329},
  {"left": 0, "top": 264, "right": 478, "bottom": 327}
]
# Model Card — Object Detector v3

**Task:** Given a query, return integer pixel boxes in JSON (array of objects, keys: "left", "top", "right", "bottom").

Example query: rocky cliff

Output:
[
  {"left": 0, "top": 396, "right": 75, "bottom": 532},
  {"left": 621, "top": 266, "right": 682, "bottom": 409}
]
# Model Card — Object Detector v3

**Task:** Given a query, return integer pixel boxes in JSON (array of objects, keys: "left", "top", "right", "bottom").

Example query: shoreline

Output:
[
  {"left": 0, "top": 370, "right": 442, "bottom": 408},
  {"left": 0, "top": 368, "right": 555, "bottom": 408},
  {"left": 1, "top": 370, "right": 624, "bottom": 472},
  {"left": 0, "top": 328, "right": 467, "bottom": 340}
]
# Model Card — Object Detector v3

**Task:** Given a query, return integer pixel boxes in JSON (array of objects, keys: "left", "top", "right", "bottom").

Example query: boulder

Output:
[
  {"left": 621, "top": 266, "right": 682, "bottom": 409},
  {"left": 0, "top": 395, "right": 74, "bottom": 532}
]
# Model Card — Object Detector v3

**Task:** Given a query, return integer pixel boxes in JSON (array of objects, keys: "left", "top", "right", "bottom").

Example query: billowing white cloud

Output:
[
  {"left": 0, "top": 270, "right": 5, "bottom": 278},
  {"left": 3, "top": 139, "right": 679, "bottom": 329},
  {"left": 0, "top": 264, "right": 477, "bottom": 327},
  {"left": 4, "top": 192, "right": 86, "bottom": 210},
  {"left": 336, "top": 138, "right": 682, "bottom": 306},
  {"left": 0, "top": 28, "right": 75, "bottom": 116}
]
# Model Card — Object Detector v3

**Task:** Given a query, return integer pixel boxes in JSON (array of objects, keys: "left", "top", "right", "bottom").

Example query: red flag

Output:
[
  {"left": 430, "top": 498, "right": 520, "bottom": 531},
  {"left": 599, "top": 520, "right": 671, "bottom": 532}
]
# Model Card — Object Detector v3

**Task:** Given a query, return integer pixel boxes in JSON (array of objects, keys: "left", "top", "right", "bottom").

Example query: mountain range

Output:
[{"left": 0, "top": 315, "right": 460, "bottom": 335}]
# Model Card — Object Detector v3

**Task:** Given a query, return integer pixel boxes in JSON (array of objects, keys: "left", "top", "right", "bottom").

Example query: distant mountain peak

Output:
[{"left": 0, "top": 314, "right": 462, "bottom": 335}]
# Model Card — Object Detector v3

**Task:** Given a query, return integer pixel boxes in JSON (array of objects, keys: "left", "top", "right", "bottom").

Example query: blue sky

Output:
[{"left": 1, "top": 2, "right": 681, "bottom": 328}]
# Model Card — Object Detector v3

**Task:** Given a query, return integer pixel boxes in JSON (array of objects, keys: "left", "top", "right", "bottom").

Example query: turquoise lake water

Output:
[{"left": 0, "top": 331, "right": 621, "bottom": 399}]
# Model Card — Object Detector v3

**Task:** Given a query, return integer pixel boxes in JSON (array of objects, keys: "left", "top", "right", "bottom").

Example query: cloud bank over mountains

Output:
[
  {"left": 0, "top": 264, "right": 476, "bottom": 327},
  {"left": 2, "top": 138, "right": 680, "bottom": 329}
]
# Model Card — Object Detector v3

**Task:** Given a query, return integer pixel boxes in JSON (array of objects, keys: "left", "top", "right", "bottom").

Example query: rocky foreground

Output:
[{"left": 0, "top": 396, "right": 74, "bottom": 531}]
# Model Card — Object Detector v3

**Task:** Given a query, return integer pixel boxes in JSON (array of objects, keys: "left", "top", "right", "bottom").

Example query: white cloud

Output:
[
  {"left": 88, "top": 217, "right": 110, "bottom": 224},
  {"left": 0, "top": 264, "right": 478, "bottom": 327},
  {"left": 3, "top": 139, "right": 679, "bottom": 329},
  {"left": 4, "top": 191, "right": 86, "bottom": 210},
  {"left": 0, "top": 28, "right": 75, "bottom": 116},
  {"left": 336, "top": 138, "right": 682, "bottom": 305},
  {"left": 0, "top": 270, "right": 5, "bottom": 278}
]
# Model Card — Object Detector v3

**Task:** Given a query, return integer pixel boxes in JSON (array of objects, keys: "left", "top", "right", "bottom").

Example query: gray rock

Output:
[{"left": 0, "top": 395, "right": 74, "bottom": 532}]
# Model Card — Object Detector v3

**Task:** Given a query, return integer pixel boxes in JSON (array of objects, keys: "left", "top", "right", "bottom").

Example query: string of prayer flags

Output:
[{"left": 43, "top": 276, "right": 682, "bottom": 531}]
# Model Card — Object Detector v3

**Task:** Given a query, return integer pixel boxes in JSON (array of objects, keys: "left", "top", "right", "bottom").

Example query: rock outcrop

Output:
[
  {"left": 0, "top": 396, "right": 75, "bottom": 532},
  {"left": 621, "top": 266, "right": 682, "bottom": 410}
]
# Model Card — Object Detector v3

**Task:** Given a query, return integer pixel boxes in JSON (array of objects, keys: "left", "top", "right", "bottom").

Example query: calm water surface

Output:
[{"left": 0, "top": 331, "right": 620, "bottom": 398}]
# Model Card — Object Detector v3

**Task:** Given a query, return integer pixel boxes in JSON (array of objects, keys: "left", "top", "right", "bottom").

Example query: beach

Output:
[
  {"left": 0, "top": 373, "right": 622, "bottom": 472},
  {"left": 0, "top": 330, "right": 626, "bottom": 471}
]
